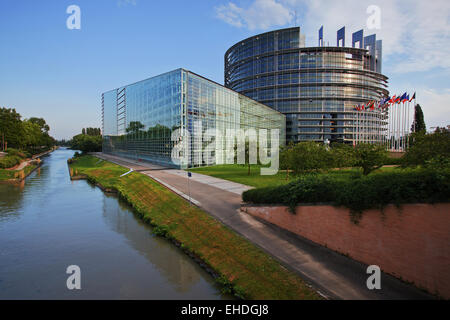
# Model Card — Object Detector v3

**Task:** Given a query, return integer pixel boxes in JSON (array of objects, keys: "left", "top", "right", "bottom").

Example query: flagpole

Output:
[
  {"left": 397, "top": 99, "right": 400, "bottom": 151},
  {"left": 406, "top": 100, "right": 411, "bottom": 151},
  {"left": 404, "top": 99, "right": 407, "bottom": 150}
]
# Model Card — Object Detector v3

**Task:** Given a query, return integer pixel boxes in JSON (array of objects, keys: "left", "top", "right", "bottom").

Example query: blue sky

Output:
[{"left": 0, "top": 0, "right": 449, "bottom": 139}]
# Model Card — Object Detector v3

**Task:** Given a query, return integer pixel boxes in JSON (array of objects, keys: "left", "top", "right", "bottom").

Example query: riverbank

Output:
[
  {"left": 0, "top": 162, "right": 40, "bottom": 184},
  {"left": 0, "top": 147, "right": 57, "bottom": 184},
  {"left": 67, "top": 155, "right": 321, "bottom": 300}
]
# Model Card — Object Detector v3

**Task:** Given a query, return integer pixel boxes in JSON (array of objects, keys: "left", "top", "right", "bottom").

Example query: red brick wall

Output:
[{"left": 242, "top": 204, "right": 450, "bottom": 298}]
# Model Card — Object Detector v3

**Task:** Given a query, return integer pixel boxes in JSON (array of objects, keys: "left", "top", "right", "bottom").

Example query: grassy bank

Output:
[
  {"left": 68, "top": 155, "right": 321, "bottom": 300},
  {"left": 0, "top": 164, "right": 38, "bottom": 182}
]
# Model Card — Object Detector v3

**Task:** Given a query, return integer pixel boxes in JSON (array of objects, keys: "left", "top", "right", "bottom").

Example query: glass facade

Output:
[
  {"left": 102, "top": 69, "right": 285, "bottom": 168},
  {"left": 225, "top": 27, "right": 389, "bottom": 144}
]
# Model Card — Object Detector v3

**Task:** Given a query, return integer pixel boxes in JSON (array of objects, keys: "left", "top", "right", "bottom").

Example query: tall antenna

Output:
[{"left": 293, "top": 10, "right": 297, "bottom": 26}]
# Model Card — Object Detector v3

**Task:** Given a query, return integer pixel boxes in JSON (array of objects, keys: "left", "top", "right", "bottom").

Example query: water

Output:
[{"left": 0, "top": 149, "right": 229, "bottom": 299}]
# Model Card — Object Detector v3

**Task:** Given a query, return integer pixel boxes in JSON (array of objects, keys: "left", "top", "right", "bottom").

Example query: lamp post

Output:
[{"left": 187, "top": 171, "right": 192, "bottom": 206}]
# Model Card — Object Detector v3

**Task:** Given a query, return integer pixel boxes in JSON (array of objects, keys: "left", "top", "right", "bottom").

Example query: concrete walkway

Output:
[{"left": 93, "top": 153, "right": 434, "bottom": 300}]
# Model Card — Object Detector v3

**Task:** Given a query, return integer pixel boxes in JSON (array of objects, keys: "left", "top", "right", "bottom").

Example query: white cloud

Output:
[
  {"left": 215, "top": 0, "right": 293, "bottom": 30},
  {"left": 419, "top": 88, "right": 450, "bottom": 131},
  {"left": 287, "top": 0, "right": 450, "bottom": 73},
  {"left": 216, "top": 0, "right": 450, "bottom": 73}
]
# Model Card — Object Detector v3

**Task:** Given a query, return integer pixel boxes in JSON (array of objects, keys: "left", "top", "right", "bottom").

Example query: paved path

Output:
[{"left": 93, "top": 153, "right": 434, "bottom": 300}]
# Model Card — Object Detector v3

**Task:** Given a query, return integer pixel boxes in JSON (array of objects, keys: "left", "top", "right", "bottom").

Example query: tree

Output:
[
  {"left": 330, "top": 143, "right": 356, "bottom": 169},
  {"left": 28, "top": 117, "right": 50, "bottom": 134},
  {"left": 281, "top": 142, "right": 332, "bottom": 175},
  {"left": 0, "top": 108, "right": 55, "bottom": 152},
  {"left": 126, "top": 121, "right": 145, "bottom": 136},
  {"left": 280, "top": 142, "right": 295, "bottom": 180},
  {"left": 0, "top": 108, "right": 24, "bottom": 149},
  {"left": 402, "top": 129, "right": 450, "bottom": 167},
  {"left": 411, "top": 104, "right": 426, "bottom": 134},
  {"left": 354, "top": 144, "right": 388, "bottom": 175},
  {"left": 82, "top": 128, "right": 86, "bottom": 135},
  {"left": 71, "top": 134, "right": 102, "bottom": 153}
]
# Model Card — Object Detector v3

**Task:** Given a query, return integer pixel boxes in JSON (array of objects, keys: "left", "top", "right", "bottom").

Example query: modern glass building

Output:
[
  {"left": 102, "top": 68, "right": 285, "bottom": 168},
  {"left": 225, "top": 26, "right": 389, "bottom": 144}
]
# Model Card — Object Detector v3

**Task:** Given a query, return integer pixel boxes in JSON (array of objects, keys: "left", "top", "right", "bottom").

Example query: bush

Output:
[
  {"left": 71, "top": 134, "right": 102, "bottom": 153},
  {"left": 6, "top": 148, "right": 29, "bottom": 159},
  {"left": 242, "top": 168, "right": 450, "bottom": 220},
  {"left": 354, "top": 144, "right": 388, "bottom": 175},
  {"left": 0, "top": 155, "right": 22, "bottom": 169},
  {"left": 383, "top": 156, "right": 403, "bottom": 166},
  {"left": 329, "top": 143, "right": 356, "bottom": 168},
  {"left": 280, "top": 142, "right": 332, "bottom": 174},
  {"left": 402, "top": 131, "right": 450, "bottom": 167}
]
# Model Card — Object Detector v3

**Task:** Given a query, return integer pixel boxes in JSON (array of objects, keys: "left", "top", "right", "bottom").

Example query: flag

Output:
[
  {"left": 409, "top": 92, "right": 416, "bottom": 102},
  {"left": 402, "top": 94, "right": 410, "bottom": 103},
  {"left": 388, "top": 95, "right": 396, "bottom": 104},
  {"left": 394, "top": 94, "right": 403, "bottom": 104}
]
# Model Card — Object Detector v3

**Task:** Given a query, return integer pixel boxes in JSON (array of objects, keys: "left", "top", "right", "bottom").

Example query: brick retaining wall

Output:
[{"left": 242, "top": 203, "right": 450, "bottom": 298}]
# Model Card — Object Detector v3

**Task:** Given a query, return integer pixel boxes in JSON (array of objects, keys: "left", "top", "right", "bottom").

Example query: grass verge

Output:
[
  {"left": 188, "top": 164, "right": 400, "bottom": 188},
  {"left": 0, "top": 164, "right": 38, "bottom": 182},
  {"left": 68, "top": 155, "right": 321, "bottom": 300},
  {"left": 188, "top": 164, "right": 293, "bottom": 188}
]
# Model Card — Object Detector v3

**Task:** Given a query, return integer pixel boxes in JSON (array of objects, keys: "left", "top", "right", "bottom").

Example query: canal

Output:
[{"left": 0, "top": 148, "right": 229, "bottom": 299}]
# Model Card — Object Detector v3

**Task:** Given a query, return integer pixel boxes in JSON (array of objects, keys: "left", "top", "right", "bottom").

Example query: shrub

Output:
[
  {"left": 243, "top": 168, "right": 450, "bottom": 220},
  {"left": 354, "top": 144, "right": 388, "bottom": 175},
  {"left": 383, "top": 156, "right": 403, "bottom": 166},
  {"left": 71, "top": 134, "right": 102, "bottom": 153},
  {"left": 402, "top": 131, "right": 450, "bottom": 167},
  {"left": 330, "top": 143, "right": 356, "bottom": 168},
  {"left": 6, "top": 148, "right": 28, "bottom": 159},
  {"left": 280, "top": 142, "right": 332, "bottom": 175},
  {"left": 0, "top": 155, "right": 22, "bottom": 169}
]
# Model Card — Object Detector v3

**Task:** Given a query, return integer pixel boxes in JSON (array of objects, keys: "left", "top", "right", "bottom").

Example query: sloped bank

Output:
[
  {"left": 0, "top": 161, "right": 41, "bottom": 184},
  {"left": 67, "top": 155, "right": 321, "bottom": 300}
]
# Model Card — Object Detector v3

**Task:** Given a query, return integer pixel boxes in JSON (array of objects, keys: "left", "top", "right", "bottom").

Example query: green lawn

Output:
[
  {"left": 189, "top": 164, "right": 402, "bottom": 188},
  {"left": 189, "top": 164, "right": 294, "bottom": 188},
  {"left": 68, "top": 155, "right": 321, "bottom": 300}
]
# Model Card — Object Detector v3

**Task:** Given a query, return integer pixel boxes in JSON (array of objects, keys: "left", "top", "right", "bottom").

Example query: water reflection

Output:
[
  {"left": 0, "top": 148, "right": 228, "bottom": 299},
  {"left": 101, "top": 194, "right": 202, "bottom": 293},
  {"left": 0, "top": 184, "right": 25, "bottom": 223}
]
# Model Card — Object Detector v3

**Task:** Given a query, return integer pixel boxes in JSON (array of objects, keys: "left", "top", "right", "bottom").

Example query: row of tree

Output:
[
  {"left": 65, "top": 127, "right": 102, "bottom": 153},
  {"left": 277, "top": 127, "right": 450, "bottom": 177},
  {"left": 280, "top": 142, "right": 388, "bottom": 176},
  {"left": 82, "top": 127, "right": 101, "bottom": 136},
  {"left": 0, "top": 107, "right": 55, "bottom": 152}
]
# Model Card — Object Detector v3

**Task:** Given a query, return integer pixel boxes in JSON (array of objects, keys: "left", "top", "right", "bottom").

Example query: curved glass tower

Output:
[{"left": 225, "top": 27, "right": 389, "bottom": 144}]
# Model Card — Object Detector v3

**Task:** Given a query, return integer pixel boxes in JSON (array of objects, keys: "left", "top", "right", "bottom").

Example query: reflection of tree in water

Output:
[
  {"left": 0, "top": 184, "right": 25, "bottom": 222},
  {"left": 0, "top": 161, "right": 51, "bottom": 222},
  {"left": 101, "top": 194, "right": 202, "bottom": 292}
]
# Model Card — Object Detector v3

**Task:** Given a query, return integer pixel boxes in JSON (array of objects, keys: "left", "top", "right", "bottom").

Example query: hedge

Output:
[{"left": 242, "top": 168, "right": 450, "bottom": 221}]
